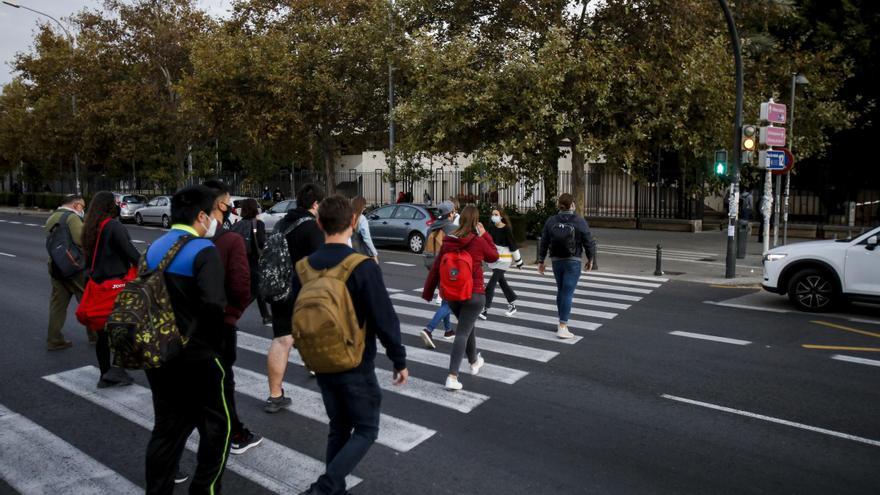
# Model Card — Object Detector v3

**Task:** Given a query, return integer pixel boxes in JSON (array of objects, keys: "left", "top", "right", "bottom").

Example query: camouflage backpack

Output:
[
  {"left": 107, "top": 236, "right": 193, "bottom": 369},
  {"left": 258, "top": 216, "right": 315, "bottom": 302}
]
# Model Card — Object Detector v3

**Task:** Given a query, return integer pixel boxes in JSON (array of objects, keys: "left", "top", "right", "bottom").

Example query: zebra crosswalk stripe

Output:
[
  {"left": 392, "top": 303, "right": 594, "bottom": 341},
  {"left": 496, "top": 270, "right": 654, "bottom": 294},
  {"left": 402, "top": 345, "right": 529, "bottom": 384},
  {"left": 488, "top": 278, "right": 643, "bottom": 302},
  {"left": 500, "top": 298, "right": 617, "bottom": 320},
  {"left": 520, "top": 266, "right": 669, "bottom": 283},
  {"left": 232, "top": 367, "right": 436, "bottom": 452},
  {"left": 399, "top": 323, "right": 558, "bottom": 362},
  {"left": 0, "top": 402, "right": 142, "bottom": 494},
  {"left": 475, "top": 283, "right": 633, "bottom": 310},
  {"left": 236, "top": 332, "right": 489, "bottom": 413},
  {"left": 43, "top": 366, "right": 361, "bottom": 493}
]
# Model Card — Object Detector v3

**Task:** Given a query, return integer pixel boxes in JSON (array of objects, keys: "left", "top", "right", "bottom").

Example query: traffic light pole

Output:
[{"left": 719, "top": 0, "right": 743, "bottom": 279}]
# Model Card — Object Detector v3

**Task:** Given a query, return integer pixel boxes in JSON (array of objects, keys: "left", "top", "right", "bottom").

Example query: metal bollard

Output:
[
  {"left": 654, "top": 244, "right": 664, "bottom": 276},
  {"left": 534, "top": 238, "right": 541, "bottom": 265},
  {"left": 590, "top": 238, "right": 598, "bottom": 271}
]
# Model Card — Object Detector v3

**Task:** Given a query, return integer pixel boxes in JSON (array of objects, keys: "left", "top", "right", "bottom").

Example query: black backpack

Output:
[
  {"left": 107, "top": 236, "right": 193, "bottom": 369},
  {"left": 549, "top": 218, "right": 578, "bottom": 258},
  {"left": 46, "top": 211, "right": 84, "bottom": 279},
  {"left": 230, "top": 219, "right": 256, "bottom": 256},
  {"left": 258, "top": 216, "right": 315, "bottom": 302}
]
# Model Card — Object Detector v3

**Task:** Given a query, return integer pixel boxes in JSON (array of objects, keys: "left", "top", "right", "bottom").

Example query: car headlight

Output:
[{"left": 763, "top": 253, "right": 787, "bottom": 262}]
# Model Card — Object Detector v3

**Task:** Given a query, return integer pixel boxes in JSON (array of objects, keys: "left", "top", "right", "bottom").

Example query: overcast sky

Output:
[{"left": 0, "top": 0, "right": 232, "bottom": 86}]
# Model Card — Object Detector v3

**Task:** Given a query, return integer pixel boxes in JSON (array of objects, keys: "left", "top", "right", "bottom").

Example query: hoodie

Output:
[{"left": 422, "top": 231, "right": 499, "bottom": 300}]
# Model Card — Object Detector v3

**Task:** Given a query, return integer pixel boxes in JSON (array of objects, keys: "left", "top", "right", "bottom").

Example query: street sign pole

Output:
[{"left": 762, "top": 169, "right": 772, "bottom": 254}]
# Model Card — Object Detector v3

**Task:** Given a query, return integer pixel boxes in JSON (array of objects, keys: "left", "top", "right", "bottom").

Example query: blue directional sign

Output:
[{"left": 760, "top": 150, "right": 786, "bottom": 170}]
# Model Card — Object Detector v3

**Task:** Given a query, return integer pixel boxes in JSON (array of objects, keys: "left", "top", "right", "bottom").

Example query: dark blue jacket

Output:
[{"left": 290, "top": 243, "right": 406, "bottom": 373}]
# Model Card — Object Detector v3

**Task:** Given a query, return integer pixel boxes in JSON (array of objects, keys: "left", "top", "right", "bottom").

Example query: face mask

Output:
[
  {"left": 201, "top": 215, "right": 218, "bottom": 238},
  {"left": 490, "top": 215, "right": 501, "bottom": 224}
]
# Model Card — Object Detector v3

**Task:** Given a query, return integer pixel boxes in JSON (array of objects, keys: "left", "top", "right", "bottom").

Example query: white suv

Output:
[{"left": 762, "top": 225, "right": 880, "bottom": 312}]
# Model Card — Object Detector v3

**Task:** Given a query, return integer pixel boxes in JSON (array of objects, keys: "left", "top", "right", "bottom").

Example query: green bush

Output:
[{"left": 0, "top": 192, "right": 19, "bottom": 207}]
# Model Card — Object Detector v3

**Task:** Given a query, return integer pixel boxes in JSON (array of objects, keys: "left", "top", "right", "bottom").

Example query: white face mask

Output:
[
  {"left": 490, "top": 215, "right": 501, "bottom": 224},
  {"left": 201, "top": 216, "right": 218, "bottom": 238}
]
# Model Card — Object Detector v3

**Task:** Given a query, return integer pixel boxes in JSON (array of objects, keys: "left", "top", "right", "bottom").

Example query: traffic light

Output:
[
  {"left": 714, "top": 149, "right": 728, "bottom": 176},
  {"left": 741, "top": 124, "right": 757, "bottom": 152}
]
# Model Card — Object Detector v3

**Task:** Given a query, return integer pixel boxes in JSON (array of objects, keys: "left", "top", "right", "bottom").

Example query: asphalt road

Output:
[{"left": 0, "top": 213, "right": 877, "bottom": 494}]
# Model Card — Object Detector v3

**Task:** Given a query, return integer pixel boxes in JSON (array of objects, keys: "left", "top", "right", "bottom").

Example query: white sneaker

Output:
[
  {"left": 470, "top": 353, "right": 485, "bottom": 375},
  {"left": 505, "top": 303, "right": 517, "bottom": 317},
  {"left": 478, "top": 309, "right": 488, "bottom": 320},
  {"left": 419, "top": 329, "right": 436, "bottom": 350},
  {"left": 433, "top": 294, "right": 443, "bottom": 305},
  {"left": 445, "top": 375, "right": 463, "bottom": 390},
  {"left": 557, "top": 325, "right": 575, "bottom": 339}
]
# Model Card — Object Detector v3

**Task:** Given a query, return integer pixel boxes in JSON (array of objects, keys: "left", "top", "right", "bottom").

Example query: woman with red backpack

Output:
[
  {"left": 422, "top": 205, "right": 499, "bottom": 390},
  {"left": 78, "top": 191, "right": 141, "bottom": 388}
]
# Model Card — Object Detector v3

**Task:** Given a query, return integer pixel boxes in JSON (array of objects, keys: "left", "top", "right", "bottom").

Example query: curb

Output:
[{"left": 0, "top": 207, "right": 52, "bottom": 217}]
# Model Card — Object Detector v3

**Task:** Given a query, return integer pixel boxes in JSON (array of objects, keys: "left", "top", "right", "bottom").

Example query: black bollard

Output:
[
  {"left": 590, "top": 238, "right": 598, "bottom": 271},
  {"left": 654, "top": 244, "right": 664, "bottom": 276}
]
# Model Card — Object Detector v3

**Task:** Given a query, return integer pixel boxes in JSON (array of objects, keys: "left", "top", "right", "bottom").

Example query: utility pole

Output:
[
  {"left": 718, "top": 0, "right": 743, "bottom": 279},
  {"left": 783, "top": 73, "right": 808, "bottom": 245},
  {"left": 387, "top": 0, "right": 397, "bottom": 202}
]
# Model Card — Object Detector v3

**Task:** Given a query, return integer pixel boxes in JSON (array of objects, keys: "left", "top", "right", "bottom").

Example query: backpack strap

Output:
[
  {"left": 51, "top": 211, "right": 73, "bottom": 234},
  {"left": 295, "top": 257, "right": 321, "bottom": 285},
  {"left": 156, "top": 235, "right": 194, "bottom": 273},
  {"left": 327, "top": 253, "right": 370, "bottom": 282},
  {"left": 90, "top": 218, "right": 113, "bottom": 273},
  {"left": 279, "top": 215, "right": 315, "bottom": 236}
]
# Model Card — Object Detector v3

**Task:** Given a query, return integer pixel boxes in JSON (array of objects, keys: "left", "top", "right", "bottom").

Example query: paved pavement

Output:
[{"left": 0, "top": 213, "right": 878, "bottom": 494}]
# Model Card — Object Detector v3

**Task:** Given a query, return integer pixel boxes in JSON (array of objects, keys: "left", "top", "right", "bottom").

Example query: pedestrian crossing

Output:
[{"left": 7, "top": 268, "right": 666, "bottom": 494}]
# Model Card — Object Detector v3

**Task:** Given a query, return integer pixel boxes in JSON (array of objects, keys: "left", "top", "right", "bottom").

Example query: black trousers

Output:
[
  {"left": 484, "top": 269, "right": 517, "bottom": 309},
  {"left": 145, "top": 357, "right": 231, "bottom": 495},
  {"left": 96, "top": 331, "right": 111, "bottom": 376},
  {"left": 221, "top": 325, "right": 245, "bottom": 436}
]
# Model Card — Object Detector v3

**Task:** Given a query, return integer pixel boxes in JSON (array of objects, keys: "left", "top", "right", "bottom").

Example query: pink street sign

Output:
[
  {"left": 760, "top": 126, "right": 787, "bottom": 147},
  {"left": 761, "top": 102, "right": 787, "bottom": 124}
]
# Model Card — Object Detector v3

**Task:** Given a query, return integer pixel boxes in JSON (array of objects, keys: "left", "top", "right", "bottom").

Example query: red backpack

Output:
[{"left": 439, "top": 247, "right": 474, "bottom": 301}]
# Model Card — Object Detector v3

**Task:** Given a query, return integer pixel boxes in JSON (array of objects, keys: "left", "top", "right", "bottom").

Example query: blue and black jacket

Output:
[{"left": 146, "top": 227, "right": 227, "bottom": 360}]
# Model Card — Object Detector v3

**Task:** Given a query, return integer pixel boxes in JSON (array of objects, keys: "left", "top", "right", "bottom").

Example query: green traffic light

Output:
[{"left": 715, "top": 163, "right": 725, "bottom": 175}]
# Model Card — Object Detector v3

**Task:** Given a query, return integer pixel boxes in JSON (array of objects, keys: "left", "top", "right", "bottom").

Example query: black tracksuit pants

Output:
[{"left": 145, "top": 357, "right": 231, "bottom": 495}]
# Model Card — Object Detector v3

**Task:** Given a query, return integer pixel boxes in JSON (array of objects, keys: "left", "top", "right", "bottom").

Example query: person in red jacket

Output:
[
  {"left": 422, "top": 205, "right": 498, "bottom": 391},
  {"left": 203, "top": 180, "right": 263, "bottom": 456}
]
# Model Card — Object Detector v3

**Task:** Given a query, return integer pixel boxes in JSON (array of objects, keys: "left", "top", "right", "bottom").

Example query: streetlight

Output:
[
  {"left": 3, "top": 1, "right": 81, "bottom": 195},
  {"left": 782, "top": 72, "right": 808, "bottom": 245}
]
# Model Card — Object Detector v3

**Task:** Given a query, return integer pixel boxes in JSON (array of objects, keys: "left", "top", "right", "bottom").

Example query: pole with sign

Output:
[{"left": 758, "top": 98, "right": 787, "bottom": 253}]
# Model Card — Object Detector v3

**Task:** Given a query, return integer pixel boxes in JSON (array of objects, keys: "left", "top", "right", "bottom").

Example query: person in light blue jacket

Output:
[{"left": 351, "top": 196, "right": 378, "bottom": 260}]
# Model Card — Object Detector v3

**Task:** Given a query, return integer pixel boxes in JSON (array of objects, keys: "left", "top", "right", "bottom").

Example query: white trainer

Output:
[
  {"left": 557, "top": 325, "right": 575, "bottom": 339},
  {"left": 470, "top": 353, "right": 485, "bottom": 375},
  {"left": 445, "top": 375, "right": 463, "bottom": 390},
  {"left": 505, "top": 303, "right": 517, "bottom": 317}
]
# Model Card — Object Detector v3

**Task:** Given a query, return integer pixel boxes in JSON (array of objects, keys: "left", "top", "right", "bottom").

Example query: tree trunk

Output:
[
  {"left": 569, "top": 134, "right": 586, "bottom": 216},
  {"left": 321, "top": 138, "right": 336, "bottom": 195},
  {"left": 543, "top": 133, "right": 561, "bottom": 205}
]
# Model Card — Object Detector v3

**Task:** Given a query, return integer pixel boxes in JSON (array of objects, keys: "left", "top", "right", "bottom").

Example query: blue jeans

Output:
[
  {"left": 552, "top": 260, "right": 582, "bottom": 324},
  {"left": 427, "top": 300, "right": 452, "bottom": 332},
  {"left": 312, "top": 370, "right": 382, "bottom": 495}
]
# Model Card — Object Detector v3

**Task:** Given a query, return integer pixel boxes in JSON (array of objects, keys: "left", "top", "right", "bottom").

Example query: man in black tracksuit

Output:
[
  {"left": 266, "top": 184, "right": 326, "bottom": 412},
  {"left": 143, "top": 186, "right": 229, "bottom": 495},
  {"left": 296, "top": 195, "right": 408, "bottom": 495}
]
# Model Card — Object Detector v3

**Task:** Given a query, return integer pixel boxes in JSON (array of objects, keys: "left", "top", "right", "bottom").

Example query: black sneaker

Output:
[
  {"left": 174, "top": 470, "right": 189, "bottom": 484},
  {"left": 478, "top": 309, "right": 488, "bottom": 320},
  {"left": 442, "top": 329, "right": 456, "bottom": 341},
  {"left": 230, "top": 429, "right": 263, "bottom": 455},
  {"left": 263, "top": 316, "right": 273, "bottom": 327},
  {"left": 265, "top": 391, "right": 292, "bottom": 413}
]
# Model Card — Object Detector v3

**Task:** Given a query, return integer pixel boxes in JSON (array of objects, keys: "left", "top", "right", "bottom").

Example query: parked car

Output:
[
  {"left": 258, "top": 199, "right": 298, "bottom": 232},
  {"left": 223, "top": 196, "right": 261, "bottom": 229},
  {"left": 113, "top": 193, "right": 147, "bottom": 222},
  {"left": 762, "top": 225, "right": 880, "bottom": 311},
  {"left": 366, "top": 203, "right": 439, "bottom": 254},
  {"left": 135, "top": 196, "right": 172, "bottom": 228}
]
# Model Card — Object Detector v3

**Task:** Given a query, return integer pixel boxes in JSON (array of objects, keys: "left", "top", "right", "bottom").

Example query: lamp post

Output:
[
  {"left": 782, "top": 72, "right": 808, "bottom": 245},
  {"left": 3, "top": 1, "right": 81, "bottom": 196},
  {"left": 387, "top": 0, "right": 397, "bottom": 203}
]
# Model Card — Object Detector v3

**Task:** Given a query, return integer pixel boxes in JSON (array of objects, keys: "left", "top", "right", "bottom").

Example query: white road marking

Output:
[
  {"left": 703, "top": 300, "right": 790, "bottom": 314},
  {"left": 0, "top": 252, "right": 15, "bottom": 258},
  {"left": 489, "top": 297, "right": 617, "bottom": 320},
  {"left": 393, "top": 293, "right": 601, "bottom": 333},
  {"left": 831, "top": 354, "right": 880, "bottom": 368},
  {"left": 399, "top": 323, "right": 558, "bottom": 362},
  {"left": 387, "top": 288, "right": 403, "bottom": 294},
  {"left": 232, "top": 367, "right": 436, "bottom": 452},
  {"left": 0, "top": 402, "right": 141, "bottom": 494},
  {"left": 0, "top": 219, "right": 6, "bottom": 222},
  {"left": 384, "top": 261, "right": 416, "bottom": 267},
  {"left": 661, "top": 393, "right": 880, "bottom": 448},
  {"left": 492, "top": 278, "right": 643, "bottom": 302},
  {"left": 521, "top": 266, "right": 670, "bottom": 283},
  {"left": 8, "top": 221, "right": 21, "bottom": 225},
  {"left": 236, "top": 332, "right": 488, "bottom": 413},
  {"left": 476, "top": 282, "right": 632, "bottom": 310},
  {"left": 25, "top": 223, "right": 40, "bottom": 227},
  {"left": 402, "top": 345, "right": 528, "bottom": 384},
  {"left": 392, "top": 303, "right": 593, "bottom": 342},
  {"left": 500, "top": 271, "right": 653, "bottom": 294},
  {"left": 44, "top": 366, "right": 361, "bottom": 492},
  {"left": 131, "top": 239, "right": 146, "bottom": 244},
  {"left": 669, "top": 331, "right": 751, "bottom": 346}
]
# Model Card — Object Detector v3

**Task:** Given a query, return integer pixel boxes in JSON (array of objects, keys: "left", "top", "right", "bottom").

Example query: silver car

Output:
[
  {"left": 258, "top": 199, "right": 297, "bottom": 232},
  {"left": 367, "top": 203, "right": 439, "bottom": 254},
  {"left": 114, "top": 194, "right": 147, "bottom": 222},
  {"left": 135, "top": 196, "right": 172, "bottom": 228}
]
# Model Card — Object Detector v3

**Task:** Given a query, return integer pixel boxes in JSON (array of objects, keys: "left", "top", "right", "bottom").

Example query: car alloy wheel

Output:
[
  {"left": 789, "top": 269, "right": 836, "bottom": 312},
  {"left": 135, "top": 213, "right": 143, "bottom": 226},
  {"left": 161, "top": 215, "right": 170, "bottom": 229},
  {"left": 408, "top": 232, "right": 425, "bottom": 254}
]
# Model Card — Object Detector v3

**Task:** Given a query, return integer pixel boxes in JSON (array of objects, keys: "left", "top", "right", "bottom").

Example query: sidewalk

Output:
[
  {"left": 515, "top": 227, "right": 799, "bottom": 285},
  {"left": 0, "top": 206, "right": 51, "bottom": 217}
]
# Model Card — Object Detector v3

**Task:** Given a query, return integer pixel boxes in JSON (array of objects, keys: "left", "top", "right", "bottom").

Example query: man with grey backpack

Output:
[{"left": 260, "top": 183, "right": 325, "bottom": 413}]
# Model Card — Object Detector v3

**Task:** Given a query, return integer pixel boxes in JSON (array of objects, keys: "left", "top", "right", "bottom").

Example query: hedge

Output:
[{"left": 0, "top": 193, "right": 68, "bottom": 210}]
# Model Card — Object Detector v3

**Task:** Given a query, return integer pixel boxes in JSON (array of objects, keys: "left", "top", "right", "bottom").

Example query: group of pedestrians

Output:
[
  {"left": 42, "top": 184, "right": 592, "bottom": 493},
  {"left": 44, "top": 182, "right": 406, "bottom": 495}
]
